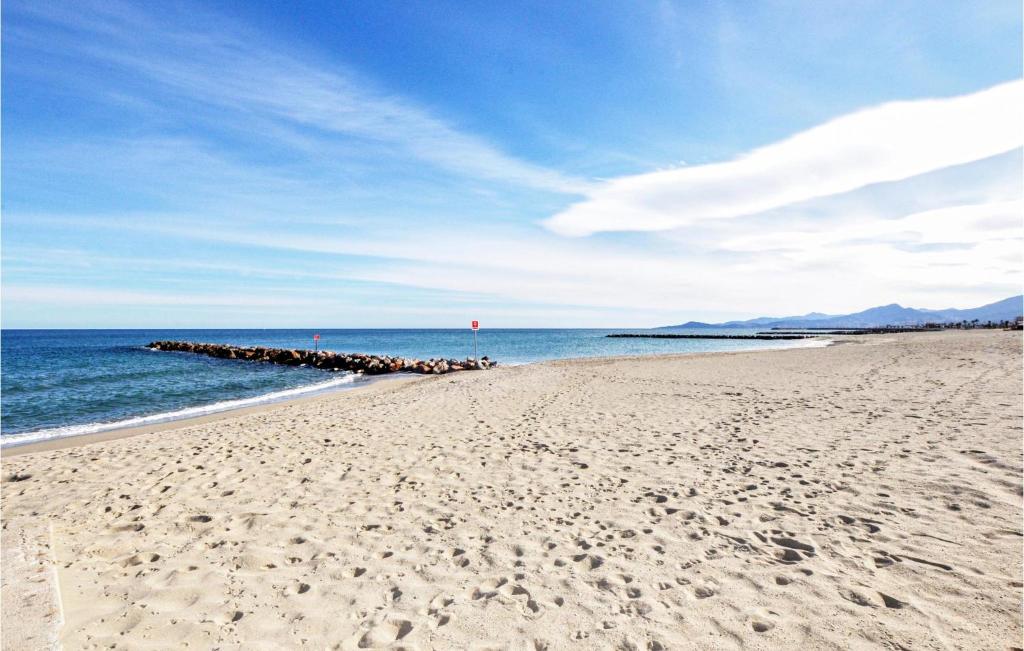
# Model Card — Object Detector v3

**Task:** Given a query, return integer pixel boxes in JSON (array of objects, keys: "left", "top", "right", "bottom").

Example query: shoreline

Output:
[
  {"left": 0, "top": 373, "right": 423, "bottom": 458},
  {"left": 2, "top": 337, "right": 835, "bottom": 457},
  {"left": 2, "top": 330, "right": 1019, "bottom": 649}
]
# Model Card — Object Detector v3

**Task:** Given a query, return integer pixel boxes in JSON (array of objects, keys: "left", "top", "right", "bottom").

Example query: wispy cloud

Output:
[
  {"left": 719, "top": 200, "right": 1022, "bottom": 254},
  {"left": 15, "top": 188, "right": 1021, "bottom": 321},
  {"left": 544, "top": 81, "right": 1023, "bottom": 235},
  {"left": 7, "top": 1, "right": 592, "bottom": 195},
  {"left": 1, "top": 285, "right": 291, "bottom": 307},
  {"left": 715, "top": 200, "right": 1023, "bottom": 292}
]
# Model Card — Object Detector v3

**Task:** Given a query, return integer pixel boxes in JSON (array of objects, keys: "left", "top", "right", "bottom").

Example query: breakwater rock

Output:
[
  {"left": 145, "top": 341, "right": 494, "bottom": 375},
  {"left": 606, "top": 333, "right": 816, "bottom": 340}
]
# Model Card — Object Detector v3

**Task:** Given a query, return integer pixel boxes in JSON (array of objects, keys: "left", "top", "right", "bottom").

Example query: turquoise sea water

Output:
[{"left": 0, "top": 329, "right": 824, "bottom": 446}]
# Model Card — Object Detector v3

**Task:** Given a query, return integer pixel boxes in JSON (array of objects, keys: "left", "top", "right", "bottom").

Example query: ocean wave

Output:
[{"left": 1, "top": 373, "right": 360, "bottom": 448}]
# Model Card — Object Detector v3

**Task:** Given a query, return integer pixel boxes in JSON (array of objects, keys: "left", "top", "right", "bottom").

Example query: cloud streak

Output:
[
  {"left": 8, "top": 0, "right": 592, "bottom": 195},
  {"left": 544, "top": 80, "right": 1024, "bottom": 235}
]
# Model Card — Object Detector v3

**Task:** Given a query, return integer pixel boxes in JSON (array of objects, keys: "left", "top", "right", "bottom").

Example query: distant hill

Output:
[{"left": 660, "top": 295, "right": 1023, "bottom": 329}]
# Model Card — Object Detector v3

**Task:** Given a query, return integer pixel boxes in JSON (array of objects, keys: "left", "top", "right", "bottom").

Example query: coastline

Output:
[
  {"left": 1, "top": 373, "right": 423, "bottom": 458},
  {"left": 5, "top": 331, "right": 1018, "bottom": 649},
  {"left": 2, "top": 336, "right": 833, "bottom": 457}
]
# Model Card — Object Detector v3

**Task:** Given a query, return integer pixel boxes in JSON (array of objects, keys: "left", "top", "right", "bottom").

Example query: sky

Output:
[{"left": 2, "top": 0, "right": 1022, "bottom": 328}]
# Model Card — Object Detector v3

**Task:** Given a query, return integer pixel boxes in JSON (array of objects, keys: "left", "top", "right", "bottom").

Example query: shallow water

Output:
[{"left": 0, "top": 328, "right": 823, "bottom": 446}]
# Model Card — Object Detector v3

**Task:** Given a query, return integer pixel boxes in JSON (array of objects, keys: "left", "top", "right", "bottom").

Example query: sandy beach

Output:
[{"left": 2, "top": 330, "right": 1021, "bottom": 650}]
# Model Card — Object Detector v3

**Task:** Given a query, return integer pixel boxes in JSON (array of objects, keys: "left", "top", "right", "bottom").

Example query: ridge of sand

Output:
[
  {"left": 2, "top": 331, "right": 1021, "bottom": 649},
  {"left": 1, "top": 519, "right": 63, "bottom": 650}
]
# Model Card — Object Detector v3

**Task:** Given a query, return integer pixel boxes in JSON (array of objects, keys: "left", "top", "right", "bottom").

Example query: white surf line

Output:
[{"left": 0, "top": 373, "right": 361, "bottom": 449}]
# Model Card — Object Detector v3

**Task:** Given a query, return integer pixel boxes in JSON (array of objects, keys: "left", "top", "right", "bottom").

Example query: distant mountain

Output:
[{"left": 660, "top": 295, "right": 1023, "bottom": 329}]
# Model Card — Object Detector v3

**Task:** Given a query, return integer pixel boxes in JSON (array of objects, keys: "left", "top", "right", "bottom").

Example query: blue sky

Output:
[{"left": 2, "top": 0, "right": 1021, "bottom": 327}]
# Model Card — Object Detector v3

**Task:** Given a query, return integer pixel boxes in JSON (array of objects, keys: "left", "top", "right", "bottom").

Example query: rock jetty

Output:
[{"left": 145, "top": 341, "right": 494, "bottom": 375}]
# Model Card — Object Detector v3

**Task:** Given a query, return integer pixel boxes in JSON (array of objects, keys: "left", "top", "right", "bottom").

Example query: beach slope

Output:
[{"left": 2, "top": 331, "right": 1021, "bottom": 649}]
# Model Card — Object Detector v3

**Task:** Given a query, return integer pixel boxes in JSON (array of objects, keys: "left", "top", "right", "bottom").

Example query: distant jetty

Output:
[
  {"left": 145, "top": 341, "right": 494, "bottom": 375},
  {"left": 765, "top": 327, "right": 941, "bottom": 334},
  {"left": 609, "top": 326, "right": 944, "bottom": 341},
  {"left": 605, "top": 333, "right": 815, "bottom": 340}
]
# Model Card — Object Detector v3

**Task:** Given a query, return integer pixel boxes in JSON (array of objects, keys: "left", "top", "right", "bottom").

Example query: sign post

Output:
[
  {"left": 471, "top": 320, "right": 479, "bottom": 363},
  {"left": 313, "top": 333, "right": 320, "bottom": 353}
]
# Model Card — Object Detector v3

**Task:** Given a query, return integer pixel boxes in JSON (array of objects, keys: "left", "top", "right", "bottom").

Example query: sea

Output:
[{"left": 0, "top": 328, "right": 827, "bottom": 447}]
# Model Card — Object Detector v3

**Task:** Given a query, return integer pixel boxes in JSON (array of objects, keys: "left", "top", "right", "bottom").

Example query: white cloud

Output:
[
  {"left": 18, "top": 190, "right": 1020, "bottom": 322},
  {"left": 713, "top": 200, "right": 1023, "bottom": 294},
  {"left": 719, "top": 200, "right": 1023, "bottom": 254},
  {"left": 544, "top": 80, "right": 1024, "bottom": 236}
]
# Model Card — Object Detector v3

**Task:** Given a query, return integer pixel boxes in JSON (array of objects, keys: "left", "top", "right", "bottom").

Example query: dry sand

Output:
[{"left": 2, "top": 330, "right": 1021, "bottom": 650}]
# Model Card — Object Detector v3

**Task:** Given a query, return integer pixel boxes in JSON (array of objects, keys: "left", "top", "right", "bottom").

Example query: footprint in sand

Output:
[
  {"left": 571, "top": 553, "right": 604, "bottom": 570},
  {"left": 471, "top": 577, "right": 508, "bottom": 600},
  {"left": 451, "top": 548, "right": 470, "bottom": 568},
  {"left": 693, "top": 582, "right": 717, "bottom": 599},
  {"left": 838, "top": 588, "right": 875, "bottom": 607},
  {"left": 873, "top": 553, "right": 897, "bottom": 568},
  {"left": 498, "top": 583, "right": 543, "bottom": 614},
  {"left": 768, "top": 535, "right": 815, "bottom": 563},
  {"left": 427, "top": 593, "right": 454, "bottom": 614},
  {"left": 213, "top": 610, "right": 245, "bottom": 625},
  {"left": 753, "top": 618, "right": 774, "bottom": 634},
  {"left": 747, "top": 607, "right": 779, "bottom": 632},
  {"left": 356, "top": 619, "right": 413, "bottom": 648},
  {"left": 122, "top": 552, "right": 161, "bottom": 567}
]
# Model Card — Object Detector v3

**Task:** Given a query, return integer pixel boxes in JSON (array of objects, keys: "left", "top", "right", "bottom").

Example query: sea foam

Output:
[{"left": 1, "top": 373, "right": 360, "bottom": 448}]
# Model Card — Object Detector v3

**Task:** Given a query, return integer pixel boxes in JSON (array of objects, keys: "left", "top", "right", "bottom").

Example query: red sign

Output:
[
  {"left": 471, "top": 320, "right": 479, "bottom": 330},
  {"left": 313, "top": 334, "right": 320, "bottom": 341}
]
